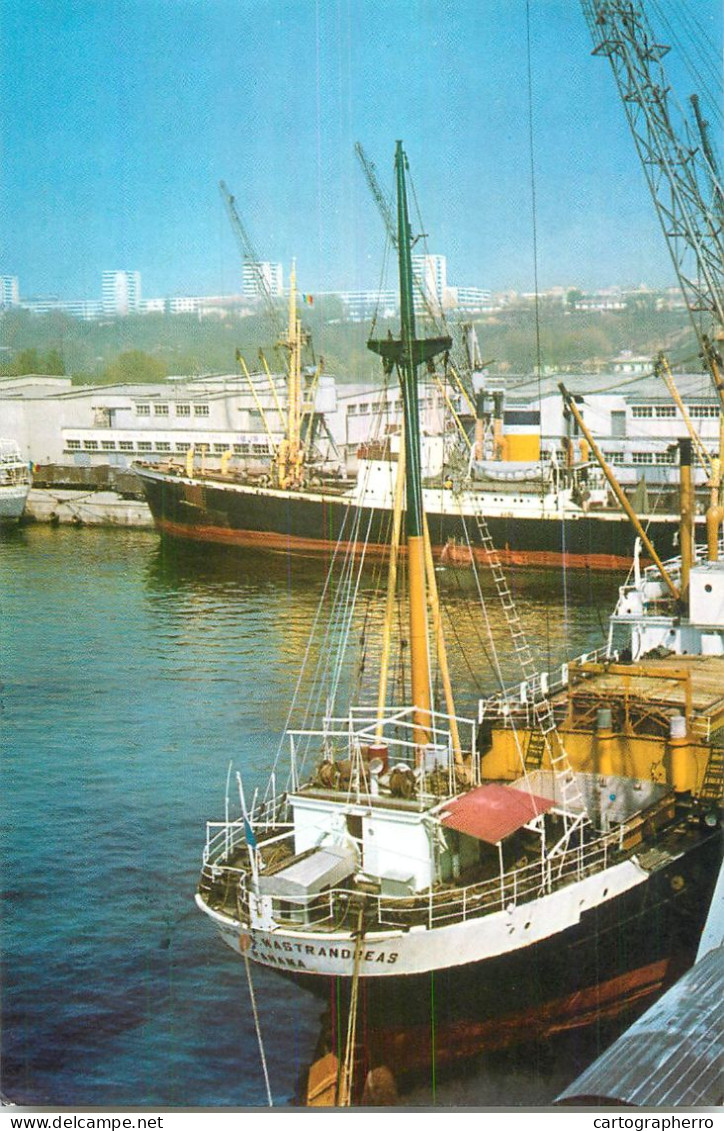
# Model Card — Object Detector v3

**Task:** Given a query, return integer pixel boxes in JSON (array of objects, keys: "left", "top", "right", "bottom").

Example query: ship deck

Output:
[
  {"left": 559, "top": 654, "right": 724, "bottom": 740},
  {"left": 198, "top": 785, "right": 684, "bottom": 935}
]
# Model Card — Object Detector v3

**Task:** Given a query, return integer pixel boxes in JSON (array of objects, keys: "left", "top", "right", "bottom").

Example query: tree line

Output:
[{"left": 0, "top": 298, "right": 697, "bottom": 386}]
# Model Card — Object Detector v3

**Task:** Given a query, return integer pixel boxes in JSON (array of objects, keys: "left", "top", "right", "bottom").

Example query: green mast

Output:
[
  {"left": 369, "top": 142, "right": 451, "bottom": 540},
  {"left": 368, "top": 141, "right": 451, "bottom": 747}
]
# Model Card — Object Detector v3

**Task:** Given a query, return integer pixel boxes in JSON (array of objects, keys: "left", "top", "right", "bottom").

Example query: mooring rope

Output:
[
  {"left": 243, "top": 950, "right": 273, "bottom": 1107},
  {"left": 340, "top": 906, "right": 365, "bottom": 1106}
]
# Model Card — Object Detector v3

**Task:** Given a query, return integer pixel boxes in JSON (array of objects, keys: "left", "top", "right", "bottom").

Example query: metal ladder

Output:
[
  {"left": 468, "top": 504, "right": 589, "bottom": 839},
  {"left": 699, "top": 746, "right": 724, "bottom": 805}
]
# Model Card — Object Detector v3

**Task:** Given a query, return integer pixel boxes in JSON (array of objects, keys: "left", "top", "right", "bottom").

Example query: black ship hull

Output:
[
  {"left": 287, "top": 827, "right": 720, "bottom": 1087},
  {"left": 137, "top": 466, "right": 701, "bottom": 571}
]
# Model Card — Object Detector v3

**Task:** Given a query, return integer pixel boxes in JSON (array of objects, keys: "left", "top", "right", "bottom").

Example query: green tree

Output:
[
  {"left": 566, "top": 288, "right": 585, "bottom": 308},
  {"left": 101, "top": 350, "right": 168, "bottom": 384},
  {"left": 13, "top": 347, "right": 40, "bottom": 374},
  {"left": 43, "top": 348, "right": 66, "bottom": 375}
]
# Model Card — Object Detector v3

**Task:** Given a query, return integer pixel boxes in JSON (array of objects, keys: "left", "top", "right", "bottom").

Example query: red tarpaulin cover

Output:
[{"left": 440, "top": 783, "right": 554, "bottom": 845}]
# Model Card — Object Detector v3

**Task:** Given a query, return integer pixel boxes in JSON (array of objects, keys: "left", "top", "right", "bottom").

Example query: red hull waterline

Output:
[
  {"left": 154, "top": 516, "right": 638, "bottom": 572},
  {"left": 345, "top": 958, "right": 671, "bottom": 1078}
]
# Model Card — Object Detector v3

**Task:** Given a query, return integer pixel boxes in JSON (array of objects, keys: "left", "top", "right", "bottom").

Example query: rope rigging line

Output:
[
  {"left": 368, "top": 234, "right": 394, "bottom": 340},
  {"left": 321, "top": 402, "right": 395, "bottom": 715},
  {"left": 407, "top": 166, "right": 453, "bottom": 335},
  {"left": 339, "top": 906, "right": 365, "bottom": 1106},
  {"left": 263, "top": 497, "right": 360, "bottom": 796},
  {"left": 649, "top": 0, "right": 723, "bottom": 124},
  {"left": 457, "top": 494, "right": 589, "bottom": 828},
  {"left": 242, "top": 950, "right": 273, "bottom": 1107},
  {"left": 277, "top": 397, "right": 398, "bottom": 781},
  {"left": 525, "top": 0, "right": 544, "bottom": 397}
]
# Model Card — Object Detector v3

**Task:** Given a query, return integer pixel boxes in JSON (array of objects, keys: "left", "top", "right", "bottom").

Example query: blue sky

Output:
[{"left": 1, "top": 0, "right": 721, "bottom": 301}]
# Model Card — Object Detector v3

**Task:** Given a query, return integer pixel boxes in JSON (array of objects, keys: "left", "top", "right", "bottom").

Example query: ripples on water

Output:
[{"left": 0, "top": 526, "right": 621, "bottom": 1108}]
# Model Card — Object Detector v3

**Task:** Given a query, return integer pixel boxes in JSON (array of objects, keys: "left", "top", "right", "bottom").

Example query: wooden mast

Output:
[
  {"left": 275, "top": 263, "right": 304, "bottom": 489},
  {"left": 368, "top": 141, "right": 451, "bottom": 751}
]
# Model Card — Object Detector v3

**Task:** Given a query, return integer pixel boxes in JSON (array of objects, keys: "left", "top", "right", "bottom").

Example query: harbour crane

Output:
[
  {"left": 580, "top": 0, "right": 724, "bottom": 390},
  {"left": 581, "top": 0, "right": 724, "bottom": 556},
  {"left": 218, "top": 179, "right": 284, "bottom": 341},
  {"left": 219, "top": 180, "right": 323, "bottom": 488},
  {"left": 354, "top": 142, "right": 397, "bottom": 248}
]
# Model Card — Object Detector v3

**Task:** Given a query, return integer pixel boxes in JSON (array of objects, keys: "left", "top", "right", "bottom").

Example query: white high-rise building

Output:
[
  {"left": 242, "top": 261, "right": 283, "bottom": 300},
  {"left": 412, "top": 254, "right": 447, "bottom": 314},
  {"left": 0, "top": 276, "right": 20, "bottom": 308},
  {"left": 102, "top": 270, "right": 142, "bottom": 315}
]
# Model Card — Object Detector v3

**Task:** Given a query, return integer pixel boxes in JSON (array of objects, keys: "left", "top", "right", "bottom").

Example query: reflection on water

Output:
[{"left": 1, "top": 525, "right": 625, "bottom": 1107}]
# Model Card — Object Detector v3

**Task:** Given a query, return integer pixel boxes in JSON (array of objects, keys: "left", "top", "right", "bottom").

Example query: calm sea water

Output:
[{"left": 0, "top": 525, "right": 621, "bottom": 1108}]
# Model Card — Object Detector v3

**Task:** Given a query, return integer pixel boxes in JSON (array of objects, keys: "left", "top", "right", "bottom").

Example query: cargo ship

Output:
[
  {"left": 193, "top": 144, "right": 722, "bottom": 1102},
  {"left": 135, "top": 439, "right": 704, "bottom": 572}
]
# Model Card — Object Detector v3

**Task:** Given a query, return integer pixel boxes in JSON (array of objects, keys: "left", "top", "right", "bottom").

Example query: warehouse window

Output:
[{"left": 690, "top": 404, "right": 719, "bottom": 418}]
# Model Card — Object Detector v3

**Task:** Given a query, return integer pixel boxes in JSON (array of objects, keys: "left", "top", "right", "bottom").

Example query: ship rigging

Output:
[{"left": 194, "top": 141, "right": 722, "bottom": 1102}]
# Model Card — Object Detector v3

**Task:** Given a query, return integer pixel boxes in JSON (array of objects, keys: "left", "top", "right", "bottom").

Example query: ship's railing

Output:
[
  {"left": 477, "top": 644, "right": 612, "bottom": 729},
  {"left": 375, "top": 826, "right": 621, "bottom": 930},
  {"left": 207, "top": 818, "right": 628, "bottom": 933},
  {"left": 201, "top": 801, "right": 291, "bottom": 867},
  {"left": 287, "top": 702, "right": 480, "bottom": 793}
]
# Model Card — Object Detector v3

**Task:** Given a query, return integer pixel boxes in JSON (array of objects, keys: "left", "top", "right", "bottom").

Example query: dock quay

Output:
[
  {"left": 19, "top": 464, "right": 153, "bottom": 528},
  {"left": 24, "top": 487, "right": 152, "bottom": 528},
  {"left": 556, "top": 859, "right": 724, "bottom": 1107}
]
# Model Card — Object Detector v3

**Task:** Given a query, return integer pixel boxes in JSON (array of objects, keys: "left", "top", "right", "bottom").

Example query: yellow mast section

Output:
[{"left": 276, "top": 263, "right": 304, "bottom": 489}]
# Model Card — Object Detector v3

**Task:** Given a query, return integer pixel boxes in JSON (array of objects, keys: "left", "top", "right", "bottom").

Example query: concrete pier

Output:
[{"left": 24, "top": 488, "right": 153, "bottom": 528}]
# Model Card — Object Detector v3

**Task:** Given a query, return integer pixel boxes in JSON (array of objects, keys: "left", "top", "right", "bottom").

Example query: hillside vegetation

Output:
[{"left": 0, "top": 296, "right": 698, "bottom": 386}]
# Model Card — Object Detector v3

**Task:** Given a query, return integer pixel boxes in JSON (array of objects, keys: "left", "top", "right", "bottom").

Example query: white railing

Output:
[
  {"left": 477, "top": 644, "right": 612, "bottom": 728},
  {"left": 200, "top": 817, "right": 626, "bottom": 934}
]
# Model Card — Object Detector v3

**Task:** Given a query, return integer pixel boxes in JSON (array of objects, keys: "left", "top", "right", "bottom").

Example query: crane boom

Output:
[
  {"left": 581, "top": 0, "right": 724, "bottom": 560},
  {"left": 580, "top": 0, "right": 724, "bottom": 389},
  {"left": 219, "top": 180, "right": 282, "bottom": 337},
  {"left": 354, "top": 142, "right": 397, "bottom": 247}
]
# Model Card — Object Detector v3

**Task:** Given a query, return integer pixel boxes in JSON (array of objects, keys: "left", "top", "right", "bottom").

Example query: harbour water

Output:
[{"left": 1, "top": 524, "right": 623, "bottom": 1108}]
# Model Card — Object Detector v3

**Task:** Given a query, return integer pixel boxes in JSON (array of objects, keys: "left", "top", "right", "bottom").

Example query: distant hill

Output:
[{"left": 0, "top": 297, "right": 698, "bottom": 385}]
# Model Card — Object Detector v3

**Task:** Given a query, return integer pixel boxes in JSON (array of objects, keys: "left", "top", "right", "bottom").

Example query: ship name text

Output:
[{"left": 250, "top": 934, "right": 399, "bottom": 969}]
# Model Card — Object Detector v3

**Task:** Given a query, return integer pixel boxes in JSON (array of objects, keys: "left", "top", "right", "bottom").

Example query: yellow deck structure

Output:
[{"left": 482, "top": 654, "right": 724, "bottom": 800}]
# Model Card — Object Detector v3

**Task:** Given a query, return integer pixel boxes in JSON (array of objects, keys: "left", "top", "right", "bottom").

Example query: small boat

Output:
[
  {"left": 195, "top": 143, "right": 721, "bottom": 1102},
  {"left": 0, "top": 441, "right": 31, "bottom": 523}
]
